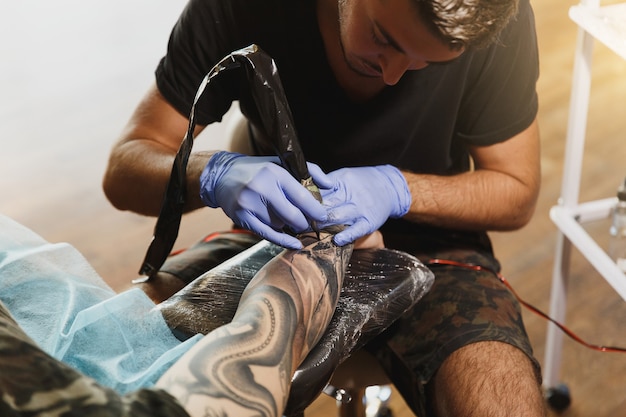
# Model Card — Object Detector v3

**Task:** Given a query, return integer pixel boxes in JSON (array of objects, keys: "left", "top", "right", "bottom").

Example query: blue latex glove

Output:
[
  {"left": 199, "top": 151, "right": 328, "bottom": 249},
  {"left": 315, "top": 165, "right": 411, "bottom": 246}
]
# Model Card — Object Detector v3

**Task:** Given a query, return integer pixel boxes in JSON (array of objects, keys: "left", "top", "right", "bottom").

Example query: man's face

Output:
[{"left": 336, "top": 0, "right": 464, "bottom": 85}]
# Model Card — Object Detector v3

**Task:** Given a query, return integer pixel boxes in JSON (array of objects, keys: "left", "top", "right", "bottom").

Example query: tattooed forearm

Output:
[
  {"left": 157, "top": 229, "right": 352, "bottom": 417},
  {"left": 158, "top": 286, "right": 298, "bottom": 417},
  {"left": 241, "top": 230, "right": 351, "bottom": 367}
]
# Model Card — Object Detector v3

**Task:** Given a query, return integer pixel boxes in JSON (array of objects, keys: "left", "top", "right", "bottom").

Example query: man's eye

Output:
[{"left": 371, "top": 27, "right": 389, "bottom": 47}]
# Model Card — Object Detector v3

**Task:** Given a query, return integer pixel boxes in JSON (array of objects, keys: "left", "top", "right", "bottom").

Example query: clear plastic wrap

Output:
[
  {"left": 156, "top": 239, "right": 283, "bottom": 338},
  {"left": 157, "top": 235, "right": 434, "bottom": 414},
  {"left": 286, "top": 247, "right": 434, "bottom": 414}
]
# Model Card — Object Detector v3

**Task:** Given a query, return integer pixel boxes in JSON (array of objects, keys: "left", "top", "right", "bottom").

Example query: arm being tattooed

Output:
[{"left": 156, "top": 228, "right": 353, "bottom": 417}]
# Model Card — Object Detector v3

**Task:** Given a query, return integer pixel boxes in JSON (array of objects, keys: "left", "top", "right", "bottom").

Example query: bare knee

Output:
[{"left": 429, "top": 341, "right": 546, "bottom": 417}]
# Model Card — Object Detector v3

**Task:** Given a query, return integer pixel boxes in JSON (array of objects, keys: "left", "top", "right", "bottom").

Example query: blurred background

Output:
[
  {"left": 0, "top": 0, "right": 234, "bottom": 281},
  {"left": 1, "top": 0, "right": 625, "bottom": 415}
]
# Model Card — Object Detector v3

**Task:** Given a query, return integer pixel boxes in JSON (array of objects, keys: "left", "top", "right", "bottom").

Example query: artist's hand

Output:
[
  {"left": 200, "top": 151, "right": 327, "bottom": 249},
  {"left": 316, "top": 165, "right": 411, "bottom": 246}
]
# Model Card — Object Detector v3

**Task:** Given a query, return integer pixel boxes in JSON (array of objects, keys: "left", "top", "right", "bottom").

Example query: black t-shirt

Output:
[
  {"left": 155, "top": 0, "right": 539, "bottom": 251},
  {"left": 156, "top": 0, "right": 538, "bottom": 175}
]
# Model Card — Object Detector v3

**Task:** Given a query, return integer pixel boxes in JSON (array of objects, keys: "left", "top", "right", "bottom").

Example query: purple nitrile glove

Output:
[
  {"left": 200, "top": 151, "right": 328, "bottom": 249},
  {"left": 314, "top": 165, "right": 411, "bottom": 246}
]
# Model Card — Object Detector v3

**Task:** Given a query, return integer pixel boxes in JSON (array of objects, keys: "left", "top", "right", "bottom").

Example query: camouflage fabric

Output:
[
  {"left": 366, "top": 225, "right": 542, "bottom": 417},
  {"left": 0, "top": 301, "right": 190, "bottom": 417}
]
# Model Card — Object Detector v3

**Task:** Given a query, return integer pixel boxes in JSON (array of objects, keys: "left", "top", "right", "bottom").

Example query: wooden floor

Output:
[{"left": 1, "top": 0, "right": 625, "bottom": 416}]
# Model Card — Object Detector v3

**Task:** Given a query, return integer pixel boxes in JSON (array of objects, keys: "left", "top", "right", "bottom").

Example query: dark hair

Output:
[{"left": 411, "top": 0, "right": 519, "bottom": 50}]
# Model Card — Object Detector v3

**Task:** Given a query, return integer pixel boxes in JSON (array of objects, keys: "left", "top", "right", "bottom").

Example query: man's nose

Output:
[{"left": 379, "top": 52, "right": 427, "bottom": 86}]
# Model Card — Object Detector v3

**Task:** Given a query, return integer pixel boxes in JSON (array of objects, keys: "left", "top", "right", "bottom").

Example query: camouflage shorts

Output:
[
  {"left": 365, "top": 225, "right": 542, "bottom": 417},
  {"left": 0, "top": 301, "right": 190, "bottom": 417}
]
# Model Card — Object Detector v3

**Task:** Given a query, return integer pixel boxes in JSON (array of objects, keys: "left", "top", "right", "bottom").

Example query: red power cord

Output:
[{"left": 427, "top": 258, "right": 626, "bottom": 354}]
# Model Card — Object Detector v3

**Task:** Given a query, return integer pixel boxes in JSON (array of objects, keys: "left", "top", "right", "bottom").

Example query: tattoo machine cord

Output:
[
  {"left": 138, "top": 44, "right": 321, "bottom": 277},
  {"left": 426, "top": 258, "right": 626, "bottom": 354}
]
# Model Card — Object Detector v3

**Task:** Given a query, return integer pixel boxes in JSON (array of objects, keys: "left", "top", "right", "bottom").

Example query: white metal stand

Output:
[{"left": 544, "top": 0, "right": 626, "bottom": 404}]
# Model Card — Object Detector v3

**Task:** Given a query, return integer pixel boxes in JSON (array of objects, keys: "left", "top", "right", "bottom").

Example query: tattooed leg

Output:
[{"left": 156, "top": 229, "right": 352, "bottom": 417}]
